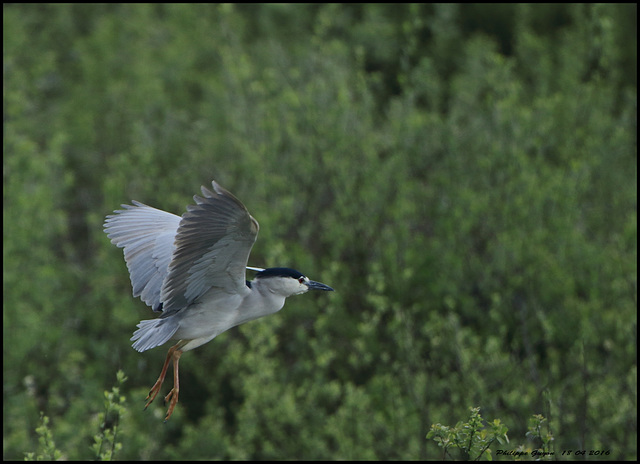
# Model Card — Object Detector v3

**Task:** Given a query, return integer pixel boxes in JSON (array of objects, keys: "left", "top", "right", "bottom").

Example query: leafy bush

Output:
[{"left": 4, "top": 3, "right": 636, "bottom": 460}]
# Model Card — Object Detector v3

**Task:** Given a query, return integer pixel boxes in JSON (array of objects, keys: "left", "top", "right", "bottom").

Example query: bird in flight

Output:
[{"left": 104, "top": 181, "right": 333, "bottom": 421}]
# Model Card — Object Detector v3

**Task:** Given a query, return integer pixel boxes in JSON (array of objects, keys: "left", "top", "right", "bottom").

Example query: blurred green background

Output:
[{"left": 3, "top": 4, "right": 636, "bottom": 460}]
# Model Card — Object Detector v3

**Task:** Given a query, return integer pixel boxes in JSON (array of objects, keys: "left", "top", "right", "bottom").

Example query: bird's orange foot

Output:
[
  {"left": 142, "top": 344, "right": 180, "bottom": 412},
  {"left": 141, "top": 344, "right": 182, "bottom": 421},
  {"left": 163, "top": 387, "right": 179, "bottom": 422},
  {"left": 144, "top": 378, "right": 164, "bottom": 410}
]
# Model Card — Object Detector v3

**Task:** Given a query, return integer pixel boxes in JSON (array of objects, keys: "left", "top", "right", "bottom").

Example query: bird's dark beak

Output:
[{"left": 306, "top": 280, "right": 334, "bottom": 291}]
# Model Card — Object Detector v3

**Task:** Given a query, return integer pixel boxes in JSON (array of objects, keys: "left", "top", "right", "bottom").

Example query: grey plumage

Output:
[{"left": 104, "top": 180, "right": 333, "bottom": 420}]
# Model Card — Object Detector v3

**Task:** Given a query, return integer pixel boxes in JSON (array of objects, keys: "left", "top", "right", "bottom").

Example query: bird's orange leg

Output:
[
  {"left": 144, "top": 344, "right": 180, "bottom": 411},
  {"left": 162, "top": 348, "right": 183, "bottom": 422}
]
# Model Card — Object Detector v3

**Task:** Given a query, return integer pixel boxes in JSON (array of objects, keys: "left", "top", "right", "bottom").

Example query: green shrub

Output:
[{"left": 4, "top": 4, "right": 636, "bottom": 460}]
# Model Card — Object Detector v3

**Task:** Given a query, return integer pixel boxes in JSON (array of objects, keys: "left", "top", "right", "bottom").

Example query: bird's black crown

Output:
[{"left": 254, "top": 267, "right": 304, "bottom": 279}]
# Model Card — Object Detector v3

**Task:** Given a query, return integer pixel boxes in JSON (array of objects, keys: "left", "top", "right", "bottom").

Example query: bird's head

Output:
[{"left": 252, "top": 267, "right": 334, "bottom": 297}]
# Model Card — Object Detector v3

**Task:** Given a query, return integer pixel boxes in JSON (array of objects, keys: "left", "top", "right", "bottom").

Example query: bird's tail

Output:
[{"left": 131, "top": 318, "right": 179, "bottom": 352}]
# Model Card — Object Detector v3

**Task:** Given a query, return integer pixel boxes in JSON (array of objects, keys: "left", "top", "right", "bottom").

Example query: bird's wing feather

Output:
[
  {"left": 104, "top": 201, "right": 180, "bottom": 311},
  {"left": 159, "top": 181, "right": 259, "bottom": 314}
]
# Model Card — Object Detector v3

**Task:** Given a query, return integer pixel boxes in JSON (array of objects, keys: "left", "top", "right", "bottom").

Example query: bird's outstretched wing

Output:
[
  {"left": 159, "top": 181, "right": 259, "bottom": 315},
  {"left": 104, "top": 201, "right": 181, "bottom": 311},
  {"left": 104, "top": 181, "right": 259, "bottom": 315}
]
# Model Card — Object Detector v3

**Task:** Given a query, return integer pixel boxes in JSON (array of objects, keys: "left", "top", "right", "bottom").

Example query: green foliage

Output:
[
  {"left": 24, "top": 414, "right": 62, "bottom": 461},
  {"left": 427, "top": 408, "right": 555, "bottom": 461},
  {"left": 428, "top": 407, "right": 510, "bottom": 461},
  {"left": 525, "top": 414, "right": 555, "bottom": 458},
  {"left": 23, "top": 371, "right": 127, "bottom": 461},
  {"left": 91, "top": 370, "right": 128, "bottom": 461},
  {"left": 4, "top": 3, "right": 636, "bottom": 460}
]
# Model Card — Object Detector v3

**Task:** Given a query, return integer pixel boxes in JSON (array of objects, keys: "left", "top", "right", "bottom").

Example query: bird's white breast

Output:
[{"left": 171, "top": 284, "right": 286, "bottom": 351}]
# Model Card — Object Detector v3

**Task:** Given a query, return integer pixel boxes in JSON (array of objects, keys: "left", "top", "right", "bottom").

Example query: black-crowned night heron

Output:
[{"left": 104, "top": 181, "right": 333, "bottom": 421}]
